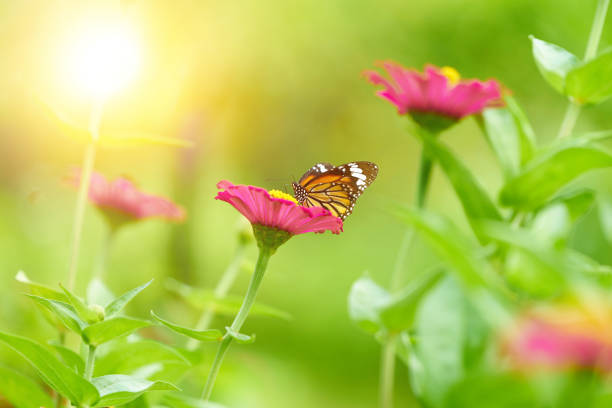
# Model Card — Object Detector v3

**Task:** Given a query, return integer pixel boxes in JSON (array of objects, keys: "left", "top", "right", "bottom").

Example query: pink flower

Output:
[
  {"left": 72, "top": 170, "right": 185, "bottom": 226},
  {"left": 365, "top": 63, "right": 502, "bottom": 131},
  {"left": 503, "top": 305, "right": 612, "bottom": 372},
  {"left": 215, "top": 180, "right": 342, "bottom": 251}
]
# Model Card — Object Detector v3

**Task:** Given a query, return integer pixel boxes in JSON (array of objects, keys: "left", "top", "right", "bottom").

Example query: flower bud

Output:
[{"left": 88, "top": 304, "right": 106, "bottom": 323}]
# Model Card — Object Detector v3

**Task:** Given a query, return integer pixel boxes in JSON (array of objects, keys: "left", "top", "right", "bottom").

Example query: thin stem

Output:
[
  {"left": 67, "top": 101, "right": 104, "bottom": 290},
  {"left": 389, "top": 152, "right": 432, "bottom": 291},
  {"left": 187, "top": 243, "right": 247, "bottom": 350},
  {"left": 557, "top": 0, "right": 609, "bottom": 140},
  {"left": 584, "top": 0, "right": 610, "bottom": 61},
  {"left": 201, "top": 247, "right": 272, "bottom": 401},
  {"left": 416, "top": 153, "right": 433, "bottom": 209},
  {"left": 84, "top": 345, "right": 96, "bottom": 381},
  {"left": 380, "top": 334, "right": 398, "bottom": 408},
  {"left": 556, "top": 103, "right": 581, "bottom": 140}
]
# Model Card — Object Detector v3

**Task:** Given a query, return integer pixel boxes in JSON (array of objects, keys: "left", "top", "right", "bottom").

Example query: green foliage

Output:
[
  {"left": 409, "top": 277, "right": 477, "bottom": 407},
  {"left": 82, "top": 317, "right": 151, "bottom": 347},
  {"left": 566, "top": 49, "right": 612, "bottom": 104},
  {"left": 393, "top": 207, "right": 494, "bottom": 289},
  {"left": 500, "top": 142, "right": 612, "bottom": 211},
  {"left": 91, "top": 375, "right": 178, "bottom": 407},
  {"left": 94, "top": 339, "right": 190, "bottom": 378},
  {"left": 416, "top": 129, "right": 502, "bottom": 227},
  {"left": 0, "top": 364, "right": 54, "bottom": 408},
  {"left": 150, "top": 311, "right": 223, "bottom": 341},
  {"left": 49, "top": 340, "right": 85, "bottom": 375},
  {"left": 347, "top": 277, "right": 391, "bottom": 334},
  {"left": 60, "top": 283, "right": 101, "bottom": 324},
  {"left": 225, "top": 327, "right": 256, "bottom": 344},
  {"left": 348, "top": 270, "right": 444, "bottom": 336},
  {"left": 530, "top": 36, "right": 580, "bottom": 94},
  {"left": 106, "top": 280, "right": 153, "bottom": 318},
  {"left": 0, "top": 331, "right": 99, "bottom": 406},
  {"left": 479, "top": 96, "right": 536, "bottom": 179},
  {"left": 25, "top": 294, "right": 86, "bottom": 334}
]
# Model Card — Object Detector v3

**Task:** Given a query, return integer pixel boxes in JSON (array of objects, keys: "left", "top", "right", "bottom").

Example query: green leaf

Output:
[
  {"left": 0, "top": 364, "right": 54, "bottom": 408},
  {"left": 500, "top": 143, "right": 612, "bottom": 210},
  {"left": 530, "top": 36, "right": 580, "bottom": 94},
  {"left": 60, "top": 283, "right": 100, "bottom": 324},
  {"left": 548, "top": 188, "right": 596, "bottom": 221},
  {"left": 479, "top": 96, "right": 536, "bottom": 178},
  {"left": 225, "top": 327, "right": 255, "bottom": 344},
  {"left": 347, "top": 276, "right": 391, "bottom": 334},
  {"left": 95, "top": 339, "right": 190, "bottom": 377},
  {"left": 532, "top": 203, "right": 571, "bottom": 248},
  {"left": 49, "top": 340, "right": 85, "bottom": 375},
  {"left": 393, "top": 207, "right": 511, "bottom": 326},
  {"left": 566, "top": 48, "right": 612, "bottom": 104},
  {"left": 83, "top": 317, "right": 151, "bottom": 347},
  {"left": 393, "top": 207, "right": 492, "bottom": 288},
  {"left": 163, "top": 392, "right": 228, "bottom": 408},
  {"left": 105, "top": 280, "right": 153, "bottom": 318},
  {"left": 25, "top": 294, "right": 86, "bottom": 334},
  {"left": 150, "top": 311, "right": 223, "bottom": 342},
  {"left": 504, "top": 248, "right": 566, "bottom": 298},
  {"left": 379, "top": 269, "right": 445, "bottom": 332},
  {"left": 478, "top": 221, "right": 568, "bottom": 297},
  {"left": 418, "top": 131, "right": 502, "bottom": 227},
  {"left": 92, "top": 374, "right": 178, "bottom": 407},
  {"left": 0, "top": 331, "right": 99, "bottom": 406},
  {"left": 598, "top": 194, "right": 612, "bottom": 244},
  {"left": 409, "top": 277, "right": 468, "bottom": 407},
  {"left": 504, "top": 95, "right": 536, "bottom": 165},
  {"left": 164, "top": 278, "right": 292, "bottom": 321},
  {"left": 480, "top": 107, "right": 522, "bottom": 178},
  {"left": 15, "top": 271, "right": 67, "bottom": 302}
]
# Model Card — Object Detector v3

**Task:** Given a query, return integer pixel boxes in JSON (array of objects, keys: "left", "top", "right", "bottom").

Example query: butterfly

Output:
[{"left": 292, "top": 161, "right": 379, "bottom": 220}]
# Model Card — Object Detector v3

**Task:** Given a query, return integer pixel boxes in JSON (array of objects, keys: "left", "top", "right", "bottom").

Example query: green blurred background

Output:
[{"left": 1, "top": 1, "right": 612, "bottom": 407}]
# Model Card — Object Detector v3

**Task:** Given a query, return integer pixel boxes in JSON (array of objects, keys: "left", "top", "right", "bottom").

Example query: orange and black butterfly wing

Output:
[{"left": 293, "top": 161, "right": 378, "bottom": 220}]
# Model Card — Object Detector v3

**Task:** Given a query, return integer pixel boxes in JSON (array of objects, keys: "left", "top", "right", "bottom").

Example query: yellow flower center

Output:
[
  {"left": 440, "top": 66, "right": 461, "bottom": 85},
  {"left": 268, "top": 189, "right": 298, "bottom": 204}
]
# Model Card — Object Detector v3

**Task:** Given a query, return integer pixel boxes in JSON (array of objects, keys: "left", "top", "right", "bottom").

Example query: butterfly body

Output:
[{"left": 292, "top": 161, "right": 379, "bottom": 220}]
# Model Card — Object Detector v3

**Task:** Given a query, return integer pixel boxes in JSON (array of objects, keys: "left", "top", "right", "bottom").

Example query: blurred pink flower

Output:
[
  {"left": 215, "top": 180, "right": 342, "bottom": 250},
  {"left": 365, "top": 63, "right": 502, "bottom": 131},
  {"left": 503, "top": 305, "right": 612, "bottom": 372},
  {"left": 72, "top": 170, "right": 185, "bottom": 225}
]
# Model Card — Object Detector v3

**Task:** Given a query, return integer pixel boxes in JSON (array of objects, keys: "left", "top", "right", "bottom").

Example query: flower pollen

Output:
[
  {"left": 268, "top": 189, "right": 298, "bottom": 204},
  {"left": 440, "top": 66, "right": 460, "bottom": 85}
]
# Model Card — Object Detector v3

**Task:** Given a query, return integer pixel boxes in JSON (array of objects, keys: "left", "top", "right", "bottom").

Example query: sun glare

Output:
[{"left": 66, "top": 20, "right": 141, "bottom": 99}]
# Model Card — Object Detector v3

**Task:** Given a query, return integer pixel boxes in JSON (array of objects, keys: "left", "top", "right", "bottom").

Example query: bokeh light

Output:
[{"left": 64, "top": 19, "right": 141, "bottom": 100}]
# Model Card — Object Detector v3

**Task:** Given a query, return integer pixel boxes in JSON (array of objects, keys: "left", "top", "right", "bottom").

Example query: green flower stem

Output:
[
  {"left": 382, "top": 148, "right": 433, "bottom": 408},
  {"left": 84, "top": 345, "right": 96, "bottom": 381},
  {"left": 67, "top": 100, "right": 104, "bottom": 290},
  {"left": 380, "top": 333, "right": 398, "bottom": 408},
  {"left": 557, "top": 102, "right": 582, "bottom": 140},
  {"left": 187, "top": 243, "right": 247, "bottom": 351},
  {"left": 585, "top": 0, "right": 610, "bottom": 61},
  {"left": 201, "top": 247, "right": 272, "bottom": 401},
  {"left": 557, "top": 0, "right": 609, "bottom": 140}
]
